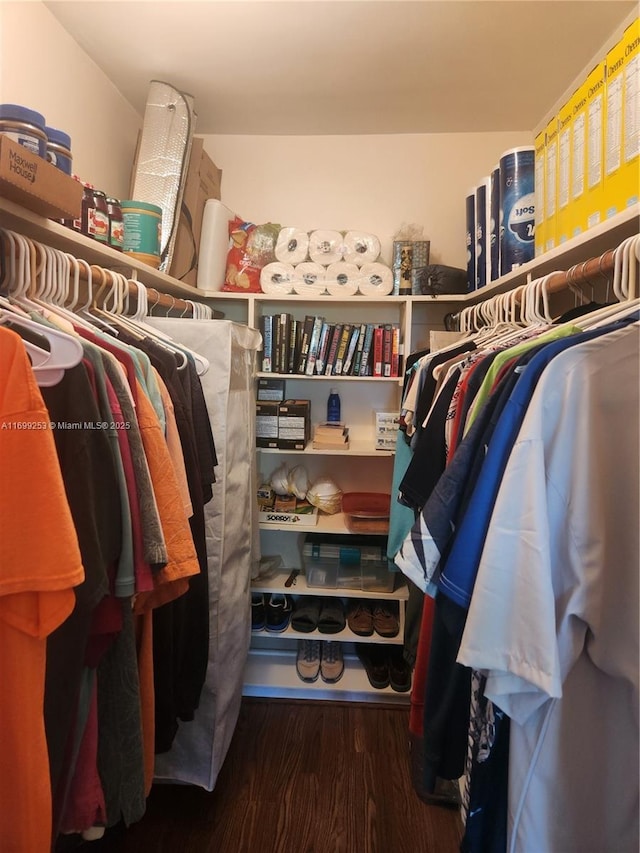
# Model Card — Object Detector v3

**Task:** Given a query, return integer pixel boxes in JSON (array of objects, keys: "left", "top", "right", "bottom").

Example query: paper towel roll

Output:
[
  {"left": 342, "top": 231, "right": 381, "bottom": 266},
  {"left": 197, "top": 199, "right": 236, "bottom": 290},
  {"left": 292, "top": 262, "right": 327, "bottom": 295},
  {"left": 309, "top": 230, "right": 344, "bottom": 265},
  {"left": 275, "top": 227, "right": 309, "bottom": 264},
  {"left": 260, "top": 262, "right": 295, "bottom": 294},
  {"left": 358, "top": 262, "right": 394, "bottom": 296},
  {"left": 325, "top": 262, "right": 360, "bottom": 297}
]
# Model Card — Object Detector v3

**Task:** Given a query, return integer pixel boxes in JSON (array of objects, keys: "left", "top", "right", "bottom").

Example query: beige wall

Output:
[
  {"left": 0, "top": 1, "right": 141, "bottom": 199},
  {"left": 0, "top": 2, "right": 530, "bottom": 268},
  {"left": 204, "top": 131, "right": 532, "bottom": 268}
]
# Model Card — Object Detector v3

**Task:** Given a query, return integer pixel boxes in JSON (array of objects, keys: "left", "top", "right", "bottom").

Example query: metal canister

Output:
[
  {"left": 0, "top": 103, "right": 48, "bottom": 157},
  {"left": 45, "top": 126, "right": 73, "bottom": 174},
  {"left": 392, "top": 240, "right": 413, "bottom": 295}
]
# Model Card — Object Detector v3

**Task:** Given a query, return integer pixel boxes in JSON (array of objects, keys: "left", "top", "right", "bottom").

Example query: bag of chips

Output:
[{"left": 223, "top": 218, "right": 281, "bottom": 292}]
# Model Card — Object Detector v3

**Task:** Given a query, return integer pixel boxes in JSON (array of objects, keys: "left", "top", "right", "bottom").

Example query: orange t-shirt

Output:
[{"left": 0, "top": 328, "right": 85, "bottom": 853}]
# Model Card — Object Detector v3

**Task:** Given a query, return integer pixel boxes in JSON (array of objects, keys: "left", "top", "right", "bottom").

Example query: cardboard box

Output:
[
  {"left": 375, "top": 411, "right": 398, "bottom": 451},
  {"left": 256, "top": 400, "right": 280, "bottom": 448},
  {"left": 584, "top": 60, "right": 606, "bottom": 230},
  {"left": 570, "top": 82, "right": 587, "bottom": 238},
  {"left": 278, "top": 399, "right": 310, "bottom": 450},
  {"left": 556, "top": 98, "right": 573, "bottom": 244},
  {"left": 169, "top": 137, "right": 222, "bottom": 286},
  {"left": 604, "top": 18, "right": 639, "bottom": 219},
  {"left": 257, "top": 377, "right": 286, "bottom": 402},
  {"left": 534, "top": 129, "right": 546, "bottom": 257},
  {"left": 544, "top": 115, "right": 559, "bottom": 251},
  {"left": 0, "top": 134, "right": 82, "bottom": 220}
]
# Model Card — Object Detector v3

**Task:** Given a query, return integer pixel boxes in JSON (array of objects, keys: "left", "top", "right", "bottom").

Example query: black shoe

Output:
[
  {"left": 317, "top": 598, "right": 346, "bottom": 634},
  {"left": 291, "top": 596, "right": 323, "bottom": 633},
  {"left": 265, "top": 594, "right": 292, "bottom": 632},
  {"left": 355, "top": 643, "right": 389, "bottom": 689},
  {"left": 388, "top": 646, "right": 412, "bottom": 692},
  {"left": 251, "top": 593, "right": 265, "bottom": 631}
]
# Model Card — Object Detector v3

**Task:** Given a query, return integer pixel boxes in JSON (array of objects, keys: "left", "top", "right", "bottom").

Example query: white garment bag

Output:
[{"left": 147, "top": 318, "right": 261, "bottom": 790}]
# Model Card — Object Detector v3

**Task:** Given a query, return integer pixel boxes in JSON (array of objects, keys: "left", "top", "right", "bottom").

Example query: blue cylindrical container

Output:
[
  {"left": 327, "top": 388, "right": 341, "bottom": 423},
  {"left": 500, "top": 146, "right": 535, "bottom": 275},
  {"left": 0, "top": 103, "right": 47, "bottom": 157},
  {"left": 490, "top": 165, "right": 500, "bottom": 281},
  {"left": 465, "top": 191, "right": 476, "bottom": 291},
  {"left": 475, "top": 181, "right": 487, "bottom": 289},
  {"left": 45, "top": 126, "right": 72, "bottom": 174}
]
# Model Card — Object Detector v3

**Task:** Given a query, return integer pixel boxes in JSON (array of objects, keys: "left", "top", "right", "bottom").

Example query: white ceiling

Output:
[{"left": 45, "top": 0, "right": 636, "bottom": 135}]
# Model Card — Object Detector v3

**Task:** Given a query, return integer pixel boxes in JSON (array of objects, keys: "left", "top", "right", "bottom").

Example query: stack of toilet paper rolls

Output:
[{"left": 260, "top": 228, "right": 393, "bottom": 296}]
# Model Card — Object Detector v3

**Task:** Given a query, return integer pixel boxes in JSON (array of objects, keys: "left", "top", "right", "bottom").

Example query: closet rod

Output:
[
  {"left": 84, "top": 263, "right": 220, "bottom": 318},
  {"left": 540, "top": 247, "right": 617, "bottom": 295},
  {"left": 0, "top": 228, "right": 222, "bottom": 318}
]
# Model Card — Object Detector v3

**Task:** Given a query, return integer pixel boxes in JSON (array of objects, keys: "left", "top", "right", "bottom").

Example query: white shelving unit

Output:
[{"left": 240, "top": 204, "right": 638, "bottom": 703}]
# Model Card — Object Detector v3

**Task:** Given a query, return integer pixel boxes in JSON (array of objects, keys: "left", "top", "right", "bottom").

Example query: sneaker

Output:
[
  {"left": 296, "top": 639, "right": 321, "bottom": 682},
  {"left": 372, "top": 602, "right": 399, "bottom": 638},
  {"left": 251, "top": 593, "right": 265, "bottom": 631},
  {"left": 320, "top": 641, "right": 344, "bottom": 683},
  {"left": 388, "top": 646, "right": 412, "bottom": 692},
  {"left": 347, "top": 600, "right": 374, "bottom": 636},
  {"left": 265, "top": 594, "right": 292, "bottom": 632},
  {"left": 355, "top": 643, "right": 390, "bottom": 689}
]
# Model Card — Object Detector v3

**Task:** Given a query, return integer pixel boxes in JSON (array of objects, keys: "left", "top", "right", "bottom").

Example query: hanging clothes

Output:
[
  {"left": 392, "top": 303, "right": 639, "bottom": 852},
  {"left": 0, "top": 327, "right": 86, "bottom": 853}
]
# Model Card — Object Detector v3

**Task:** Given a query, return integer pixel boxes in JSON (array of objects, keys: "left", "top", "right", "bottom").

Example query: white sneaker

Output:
[
  {"left": 320, "top": 641, "right": 344, "bottom": 683},
  {"left": 296, "top": 639, "right": 321, "bottom": 682}
]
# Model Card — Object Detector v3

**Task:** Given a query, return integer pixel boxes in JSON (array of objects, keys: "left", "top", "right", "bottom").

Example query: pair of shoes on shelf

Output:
[
  {"left": 291, "top": 597, "right": 346, "bottom": 634},
  {"left": 296, "top": 640, "right": 344, "bottom": 683},
  {"left": 252, "top": 593, "right": 292, "bottom": 632},
  {"left": 355, "top": 644, "right": 412, "bottom": 692},
  {"left": 347, "top": 600, "right": 399, "bottom": 638}
]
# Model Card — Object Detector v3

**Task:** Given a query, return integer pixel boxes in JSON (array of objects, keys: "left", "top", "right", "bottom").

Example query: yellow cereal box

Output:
[
  {"left": 556, "top": 99, "right": 573, "bottom": 243},
  {"left": 534, "top": 130, "right": 546, "bottom": 256},
  {"left": 545, "top": 115, "right": 559, "bottom": 251},
  {"left": 605, "top": 18, "right": 639, "bottom": 218}
]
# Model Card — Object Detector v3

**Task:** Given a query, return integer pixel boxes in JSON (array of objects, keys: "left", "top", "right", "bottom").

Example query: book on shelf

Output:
[
  {"left": 382, "top": 324, "right": 393, "bottom": 377},
  {"left": 260, "top": 314, "right": 273, "bottom": 372},
  {"left": 315, "top": 321, "right": 332, "bottom": 375},
  {"left": 288, "top": 318, "right": 300, "bottom": 375},
  {"left": 372, "top": 325, "right": 384, "bottom": 377},
  {"left": 359, "top": 323, "right": 375, "bottom": 376},
  {"left": 391, "top": 325, "right": 400, "bottom": 378},
  {"left": 297, "top": 315, "right": 315, "bottom": 373},
  {"left": 333, "top": 323, "right": 352, "bottom": 375},
  {"left": 305, "top": 316, "right": 325, "bottom": 376},
  {"left": 341, "top": 324, "right": 361, "bottom": 376},
  {"left": 351, "top": 323, "right": 367, "bottom": 376},
  {"left": 312, "top": 422, "right": 350, "bottom": 449},
  {"left": 324, "top": 323, "right": 343, "bottom": 375},
  {"left": 279, "top": 313, "right": 292, "bottom": 374}
]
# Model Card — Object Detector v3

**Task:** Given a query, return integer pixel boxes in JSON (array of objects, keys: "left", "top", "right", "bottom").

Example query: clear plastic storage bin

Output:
[{"left": 303, "top": 533, "right": 396, "bottom": 593}]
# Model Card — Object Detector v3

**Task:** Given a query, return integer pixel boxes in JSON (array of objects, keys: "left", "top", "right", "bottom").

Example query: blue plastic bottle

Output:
[{"left": 327, "top": 388, "right": 341, "bottom": 423}]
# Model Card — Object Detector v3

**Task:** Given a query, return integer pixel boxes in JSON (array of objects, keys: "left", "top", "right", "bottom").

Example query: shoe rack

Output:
[{"left": 245, "top": 569, "right": 411, "bottom": 704}]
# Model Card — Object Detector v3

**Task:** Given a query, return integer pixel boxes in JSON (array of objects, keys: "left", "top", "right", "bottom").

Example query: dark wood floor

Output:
[{"left": 62, "top": 698, "right": 463, "bottom": 853}]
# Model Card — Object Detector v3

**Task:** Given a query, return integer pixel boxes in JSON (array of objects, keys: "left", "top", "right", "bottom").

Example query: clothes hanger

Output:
[
  {"left": 575, "top": 239, "right": 640, "bottom": 328},
  {"left": 0, "top": 234, "right": 84, "bottom": 380},
  {"left": 127, "top": 277, "right": 211, "bottom": 375}
]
